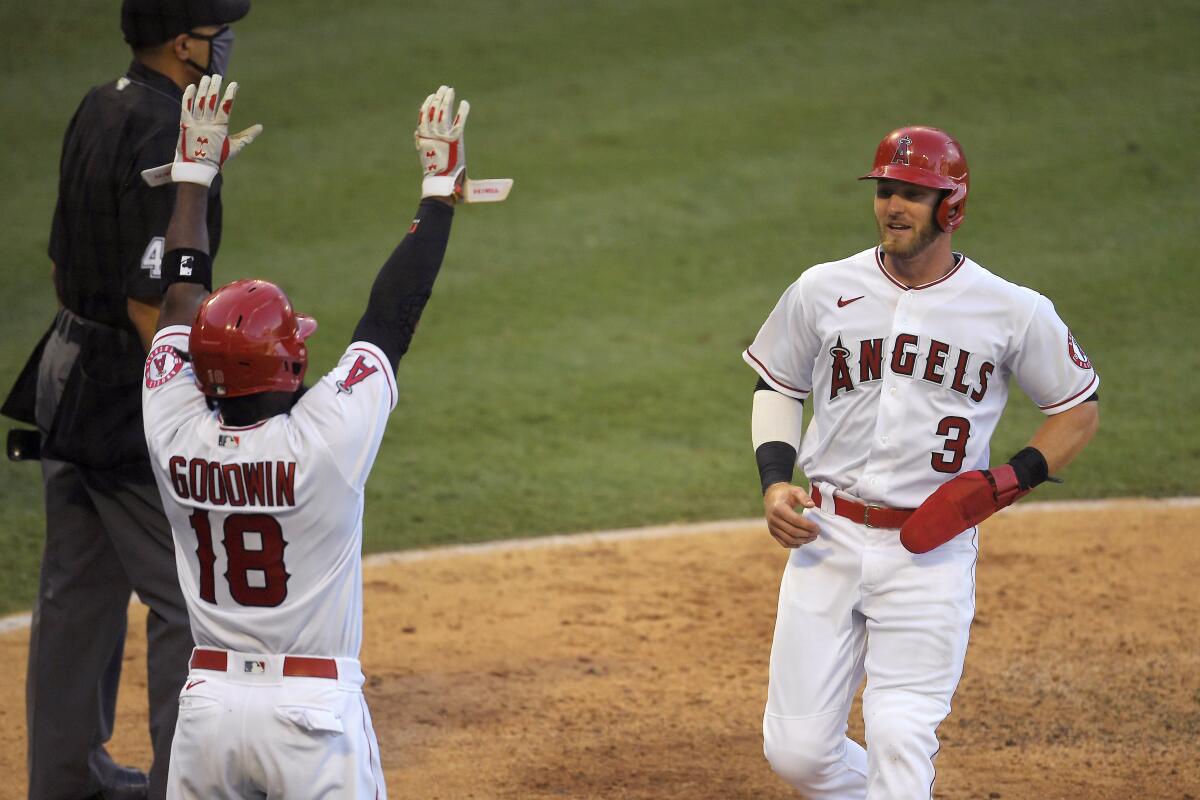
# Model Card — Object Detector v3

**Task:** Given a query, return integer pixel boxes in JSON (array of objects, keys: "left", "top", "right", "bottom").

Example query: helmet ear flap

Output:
[{"left": 937, "top": 183, "right": 968, "bottom": 232}]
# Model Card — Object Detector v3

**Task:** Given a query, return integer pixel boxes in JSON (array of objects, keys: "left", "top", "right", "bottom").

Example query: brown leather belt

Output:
[
  {"left": 190, "top": 648, "right": 340, "bottom": 679},
  {"left": 810, "top": 486, "right": 914, "bottom": 530}
]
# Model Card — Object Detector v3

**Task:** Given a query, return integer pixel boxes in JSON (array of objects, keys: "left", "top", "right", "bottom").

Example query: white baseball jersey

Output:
[
  {"left": 142, "top": 324, "right": 397, "bottom": 658},
  {"left": 744, "top": 246, "right": 1099, "bottom": 508}
]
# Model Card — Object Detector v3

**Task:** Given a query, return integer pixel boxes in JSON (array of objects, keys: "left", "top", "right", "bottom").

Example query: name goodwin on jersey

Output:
[{"left": 166, "top": 457, "right": 297, "bottom": 507}]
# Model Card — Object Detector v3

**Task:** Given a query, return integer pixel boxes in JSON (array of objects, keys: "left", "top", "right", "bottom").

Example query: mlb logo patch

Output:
[
  {"left": 218, "top": 434, "right": 240, "bottom": 449},
  {"left": 243, "top": 660, "right": 266, "bottom": 674}
]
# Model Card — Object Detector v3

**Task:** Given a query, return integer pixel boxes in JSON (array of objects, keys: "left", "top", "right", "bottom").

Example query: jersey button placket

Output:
[
  {"left": 895, "top": 291, "right": 912, "bottom": 327},
  {"left": 883, "top": 288, "right": 931, "bottom": 499},
  {"left": 865, "top": 295, "right": 910, "bottom": 500}
]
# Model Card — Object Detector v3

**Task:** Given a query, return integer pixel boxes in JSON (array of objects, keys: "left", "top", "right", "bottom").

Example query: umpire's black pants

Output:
[{"left": 27, "top": 323, "right": 192, "bottom": 800}]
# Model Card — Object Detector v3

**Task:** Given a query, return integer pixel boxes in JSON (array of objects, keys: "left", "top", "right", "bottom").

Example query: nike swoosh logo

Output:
[
  {"left": 837, "top": 295, "right": 865, "bottom": 308},
  {"left": 185, "top": 679, "right": 206, "bottom": 691}
]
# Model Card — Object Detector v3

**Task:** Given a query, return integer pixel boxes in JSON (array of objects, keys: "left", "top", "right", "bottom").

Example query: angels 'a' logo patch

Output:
[
  {"left": 1067, "top": 330, "right": 1092, "bottom": 370},
  {"left": 890, "top": 134, "right": 913, "bottom": 166},
  {"left": 336, "top": 354, "right": 379, "bottom": 395},
  {"left": 145, "top": 344, "right": 184, "bottom": 388}
]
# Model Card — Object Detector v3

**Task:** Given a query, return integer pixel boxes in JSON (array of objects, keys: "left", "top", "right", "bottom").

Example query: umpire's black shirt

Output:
[
  {"left": 29, "top": 61, "right": 223, "bottom": 468},
  {"left": 49, "top": 60, "right": 222, "bottom": 329}
]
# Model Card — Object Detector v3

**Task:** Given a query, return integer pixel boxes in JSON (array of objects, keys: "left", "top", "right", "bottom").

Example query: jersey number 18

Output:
[{"left": 187, "top": 510, "right": 290, "bottom": 607}]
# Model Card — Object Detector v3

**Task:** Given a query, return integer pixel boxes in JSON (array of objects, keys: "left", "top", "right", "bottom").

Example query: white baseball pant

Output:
[
  {"left": 167, "top": 649, "right": 386, "bottom": 799},
  {"left": 762, "top": 486, "right": 978, "bottom": 799}
]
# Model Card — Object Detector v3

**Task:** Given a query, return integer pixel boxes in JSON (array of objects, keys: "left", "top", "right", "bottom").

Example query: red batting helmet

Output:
[
  {"left": 190, "top": 279, "right": 317, "bottom": 398},
  {"left": 860, "top": 126, "right": 969, "bottom": 232}
]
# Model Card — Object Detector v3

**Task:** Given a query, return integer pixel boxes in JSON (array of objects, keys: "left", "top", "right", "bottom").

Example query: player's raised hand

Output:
[
  {"left": 413, "top": 85, "right": 512, "bottom": 203},
  {"left": 166, "top": 74, "right": 262, "bottom": 187},
  {"left": 763, "top": 483, "right": 820, "bottom": 549},
  {"left": 415, "top": 85, "right": 469, "bottom": 198}
]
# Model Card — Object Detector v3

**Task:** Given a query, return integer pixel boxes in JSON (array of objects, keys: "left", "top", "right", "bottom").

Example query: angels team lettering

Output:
[
  {"left": 828, "top": 332, "right": 994, "bottom": 403},
  {"left": 168, "top": 457, "right": 297, "bottom": 507}
]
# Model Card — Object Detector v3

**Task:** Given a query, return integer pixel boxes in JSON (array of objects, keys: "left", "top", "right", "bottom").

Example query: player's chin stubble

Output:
[{"left": 877, "top": 217, "right": 939, "bottom": 259}]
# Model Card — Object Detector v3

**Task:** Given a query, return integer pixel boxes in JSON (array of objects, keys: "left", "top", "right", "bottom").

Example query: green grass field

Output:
[{"left": 1, "top": 0, "right": 1197, "bottom": 615}]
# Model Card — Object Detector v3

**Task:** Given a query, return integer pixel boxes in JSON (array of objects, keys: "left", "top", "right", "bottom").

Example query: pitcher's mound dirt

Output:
[{"left": 1, "top": 501, "right": 1197, "bottom": 798}]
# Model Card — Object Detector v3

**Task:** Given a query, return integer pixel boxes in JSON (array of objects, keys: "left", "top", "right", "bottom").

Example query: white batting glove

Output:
[
  {"left": 412, "top": 85, "right": 513, "bottom": 203},
  {"left": 168, "top": 74, "right": 262, "bottom": 187},
  {"left": 415, "top": 85, "right": 469, "bottom": 198}
]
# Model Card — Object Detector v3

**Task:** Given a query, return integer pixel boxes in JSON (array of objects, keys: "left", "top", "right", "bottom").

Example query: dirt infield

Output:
[{"left": 1, "top": 501, "right": 1197, "bottom": 799}]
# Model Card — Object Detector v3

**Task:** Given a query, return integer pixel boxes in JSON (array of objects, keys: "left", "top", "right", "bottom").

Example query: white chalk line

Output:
[{"left": 2, "top": 495, "right": 1196, "bottom": 637}]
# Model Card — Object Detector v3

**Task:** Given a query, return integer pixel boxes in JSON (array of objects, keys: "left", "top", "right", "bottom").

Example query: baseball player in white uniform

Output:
[
  {"left": 137, "top": 76, "right": 500, "bottom": 797},
  {"left": 744, "top": 126, "right": 1100, "bottom": 798}
]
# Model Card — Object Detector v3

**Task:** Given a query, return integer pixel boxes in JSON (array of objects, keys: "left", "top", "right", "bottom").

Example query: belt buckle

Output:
[{"left": 863, "top": 504, "right": 883, "bottom": 529}]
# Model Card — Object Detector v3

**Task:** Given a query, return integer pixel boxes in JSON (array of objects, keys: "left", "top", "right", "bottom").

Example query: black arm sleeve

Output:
[{"left": 351, "top": 200, "right": 455, "bottom": 371}]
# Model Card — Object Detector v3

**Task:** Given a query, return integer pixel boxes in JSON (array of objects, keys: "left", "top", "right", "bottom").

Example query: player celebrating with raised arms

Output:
[
  {"left": 140, "top": 76, "right": 509, "bottom": 798},
  {"left": 744, "top": 127, "right": 1099, "bottom": 798}
]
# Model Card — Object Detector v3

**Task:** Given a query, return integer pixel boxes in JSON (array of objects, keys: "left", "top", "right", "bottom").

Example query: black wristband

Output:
[
  {"left": 162, "top": 248, "right": 213, "bottom": 292},
  {"left": 756, "top": 441, "right": 797, "bottom": 495},
  {"left": 1007, "top": 446, "right": 1049, "bottom": 490}
]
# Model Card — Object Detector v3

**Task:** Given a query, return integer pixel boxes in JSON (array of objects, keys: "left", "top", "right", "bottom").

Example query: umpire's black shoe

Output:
[
  {"left": 85, "top": 746, "right": 149, "bottom": 800},
  {"left": 78, "top": 775, "right": 149, "bottom": 800}
]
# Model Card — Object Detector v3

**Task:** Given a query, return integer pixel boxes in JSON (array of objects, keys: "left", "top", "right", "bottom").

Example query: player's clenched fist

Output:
[
  {"left": 763, "top": 483, "right": 820, "bottom": 549},
  {"left": 415, "top": 85, "right": 469, "bottom": 198},
  {"left": 171, "top": 74, "right": 262, "bottom": 187}
]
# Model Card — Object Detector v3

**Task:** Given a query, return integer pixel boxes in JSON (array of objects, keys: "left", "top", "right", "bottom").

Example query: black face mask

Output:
[{"left": 186, "top": 26, "right": 235, "bottom": 77}]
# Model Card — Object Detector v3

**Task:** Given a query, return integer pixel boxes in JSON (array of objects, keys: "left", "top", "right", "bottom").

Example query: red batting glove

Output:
[{"left": 900, "top": 465, "right": 1030, "bottom": 554}]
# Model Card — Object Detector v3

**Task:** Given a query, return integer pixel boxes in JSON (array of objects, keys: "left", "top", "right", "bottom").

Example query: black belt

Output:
[{"left": 54, "top": 308, "right": 135, "bottom": 347}]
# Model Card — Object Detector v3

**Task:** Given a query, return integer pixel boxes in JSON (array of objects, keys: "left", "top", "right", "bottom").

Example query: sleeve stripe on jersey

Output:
[
  {"left": 1039, "top": 372, "right": 1099, "bottom": 411},
  {"left": 150, "top": 324, "right": 191, "bottom": 349},
  {"left": 350, "top": 343, "right": 397, "bottom": 410},
  {"left": 743, "top": 349, "right": 811, "bottom": 396}
]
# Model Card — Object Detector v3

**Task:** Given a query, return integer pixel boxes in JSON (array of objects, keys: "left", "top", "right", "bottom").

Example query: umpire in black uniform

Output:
[{"left": 3, "top": 2, "right": 250, "bottom": 798}]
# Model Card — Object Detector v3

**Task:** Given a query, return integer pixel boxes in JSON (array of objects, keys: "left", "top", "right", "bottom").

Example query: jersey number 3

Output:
[
  {"left": 188, "top": 511, "right": 290, "bottom": 607},
  {"left": 932, "top": 415, "right": 971, "bottom": 474}
]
